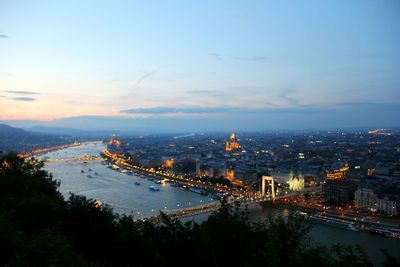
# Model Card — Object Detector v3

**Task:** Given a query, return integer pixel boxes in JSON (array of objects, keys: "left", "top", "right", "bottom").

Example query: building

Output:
[
  {"left": 326, "top": 162, "right": 349, "bottom": 180},
  {"left": 225, "top": 168, "right": 235, "bottom": 180},
  {"left": 108, "top": 137, "right": 121, "bottom": 147},
  {"left": 377, "top": 193, "right": 399, "bottom": 216},
  {"left": 354, "top": 187, "right": 377, "bottom": 212},
  {"left": 322, "top": 180, "right": 357, "bottom": 204},
  {"left": 225, "top": 133, "right": 240, "bottom": 152},
  {"left": 288, "top": 170, "right": 305, "bottom": 191}
]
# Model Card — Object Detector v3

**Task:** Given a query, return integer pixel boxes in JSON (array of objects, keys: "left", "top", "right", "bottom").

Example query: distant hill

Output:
[
  {"left": 26, "top": 125, "right": 116, "bottom": 138},
  {"left": 0, "top": 123, "right": 27, "bottom": 135},
  {"left": 27, "top": 125, "right": 85, "bottom": 135},
  {"left": 0, "top": 123, "right": 74, "bottom": 154}
]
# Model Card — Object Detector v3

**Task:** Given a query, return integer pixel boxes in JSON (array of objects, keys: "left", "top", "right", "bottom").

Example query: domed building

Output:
[{"left": 225, "top": 133, "right": 240, "bottom": 152}]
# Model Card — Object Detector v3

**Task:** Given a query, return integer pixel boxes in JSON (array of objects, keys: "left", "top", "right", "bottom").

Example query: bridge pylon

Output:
[{"left": 261, "top": 176, "right": 275, "bottom": 202}]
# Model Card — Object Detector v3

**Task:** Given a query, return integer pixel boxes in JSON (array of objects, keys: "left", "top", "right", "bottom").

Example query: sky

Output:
[{"left": 0, "top": 0, "right": 399, "bottom": 131}]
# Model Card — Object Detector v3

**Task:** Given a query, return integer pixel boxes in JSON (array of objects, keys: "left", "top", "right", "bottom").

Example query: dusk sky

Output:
[{"left": 0, "top": 0, "right": 399, "bottom": 131}]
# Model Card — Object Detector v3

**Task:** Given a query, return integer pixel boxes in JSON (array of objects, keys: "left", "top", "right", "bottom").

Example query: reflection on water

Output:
[{"left": 40, "top": 141, "right": 213, "bottom": 217}]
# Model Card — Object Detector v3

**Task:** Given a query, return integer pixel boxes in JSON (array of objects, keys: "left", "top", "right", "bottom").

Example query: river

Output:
[
  {"left": 39, "top": 141, "right": 213, "bottom": 218},
  {"left": 40, "top": 141, "right": 400, "bottom": 266}
]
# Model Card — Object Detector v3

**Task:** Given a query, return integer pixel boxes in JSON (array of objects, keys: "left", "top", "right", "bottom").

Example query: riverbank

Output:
[
  {"left": 101, "top": 148, "right": 244, "bottom": 197},
  {"left": 258, "top": 201, "right": 400, "bottom": 240}
]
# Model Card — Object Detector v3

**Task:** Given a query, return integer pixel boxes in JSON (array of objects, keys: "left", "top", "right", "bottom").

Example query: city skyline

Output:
[{"left": 1, "top": 0, "right": 399, "bottom": 131}]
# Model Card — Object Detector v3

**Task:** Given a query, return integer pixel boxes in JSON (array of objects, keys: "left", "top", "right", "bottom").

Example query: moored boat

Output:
[{"left": 309, "top": 214, "right": 360, "bottom": 231}]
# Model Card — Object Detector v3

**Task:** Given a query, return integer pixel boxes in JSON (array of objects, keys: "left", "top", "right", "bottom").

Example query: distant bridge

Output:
[{"left": 45, "top": 154, "right": 105, "bottom": 163}]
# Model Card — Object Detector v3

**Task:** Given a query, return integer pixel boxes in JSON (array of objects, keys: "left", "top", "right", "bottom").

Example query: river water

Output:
[
  {"left": 40, "top": 141, "right": 399, "bottom": 266},
  {"left": 39, "top": 141, "right": 213, "bottom": 218}
]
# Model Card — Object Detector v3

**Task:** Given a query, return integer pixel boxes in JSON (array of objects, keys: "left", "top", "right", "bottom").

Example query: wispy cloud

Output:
[
  {"left": 2, "top": 90, "right": 41, "bottom": 95},
  {"left": 12, "top": 97, "right": 37, "bottom": 102},
  {"left": 277, "top": 88, "right": 301, "bottom": 106},
  {"left": 120, "top": 102, "right": 400, "bottom": 120},
  {"left": 0, "top": 72, "right": 13, "bottom": 77},
  {"left": 121, "top": 106, "right": 236, "bottom": 115},
  {"left": 120, "top": 105, "right": 317, "bottom": 116},
  {"left": 232, "top": 55, "right": 266, "bottom": 61},
  {"left": 209, "top": 53, "right": 223, "bottom": 60},
  {"left": 0, "top": 34, "right": 8, "bottom": 38},
  {"left": 209, "top": 53, "right": 266, "bottom": 62},
  {"left": 133, "top": 66, "right": 164, "bottom": 89},
  {"left": 186, "top": 89, "right": 226, "bottom": 99}
]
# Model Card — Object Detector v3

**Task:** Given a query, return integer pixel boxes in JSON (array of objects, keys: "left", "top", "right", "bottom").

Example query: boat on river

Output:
[
  {"left": 309, "top": 214, "right": 360, "bottom": 231},
  {"left": 365, "top": 227, "right": 400, "bottom": 239},
  {"left": 149, "top": 185, "right": 160, "bottom": 191},
  {"left": 189, "top": 188, "right": 208, "bottom": 196}
]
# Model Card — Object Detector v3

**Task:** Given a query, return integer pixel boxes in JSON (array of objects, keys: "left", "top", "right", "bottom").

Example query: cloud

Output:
[
  {"left": 133, "top": 67, "right": 164, "bottom": 89},
  {"left": 232, "top": 56, "right": 267, "bottom": 61},
  {"left": 11, "top": 97, "right": 37, "bottom": 101},
  {"left": 121, "top": 106, "right": 237, "bottom": 115},
  {"left": 209, "top": 53, "right": 223, "bottom": 60},
  {"left": 0, "top": 34, "right": 8, "bottom": 38},
  {"left": 0, "top": 72, "right": 13, "bottom": 77},
  {"left": 2, "top": 90, "right": 41, "bottom": 95},
  {"left": 277, "top": 88, "right": 300, "bottom": 106},
  {"left": 120, "top": 105, "right": 322, "bottom": 116},
  {"left": 186, "top": 89, "right": 227, "bottom": 99},
  {"left": 209, "top": 53, "right": 266, "bottom": 62}
]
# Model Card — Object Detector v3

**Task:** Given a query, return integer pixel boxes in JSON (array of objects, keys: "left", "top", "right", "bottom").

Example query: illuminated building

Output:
[
  {"left": 108, "top": 138, "right": 121, "bottom": 147},
  {"left": 354, "top": 187, "right": 377, "bottom": 212},
  {"left": 224, "top": 169, "right": 235, "bottom": 180},
  {"left": 163, "top": 159, "right": 174, "bottom": 168},
  {"left": 367, "top": 168, "right": 375, "bottom": 177},
  {"left": 224, "top": 160, "right": 235, "bottom": 180},
  {"left": 288, "top": 170, "right": 305, "bottom": 191},
  {"left": 326, "top": 162, "right": 349, "bottom": 180},
  {"left": 368, "top": 129, "right": 392, "bottom": 136},
  {"left": 225, "top": 133, "right": 240, "bottom": 152}
]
